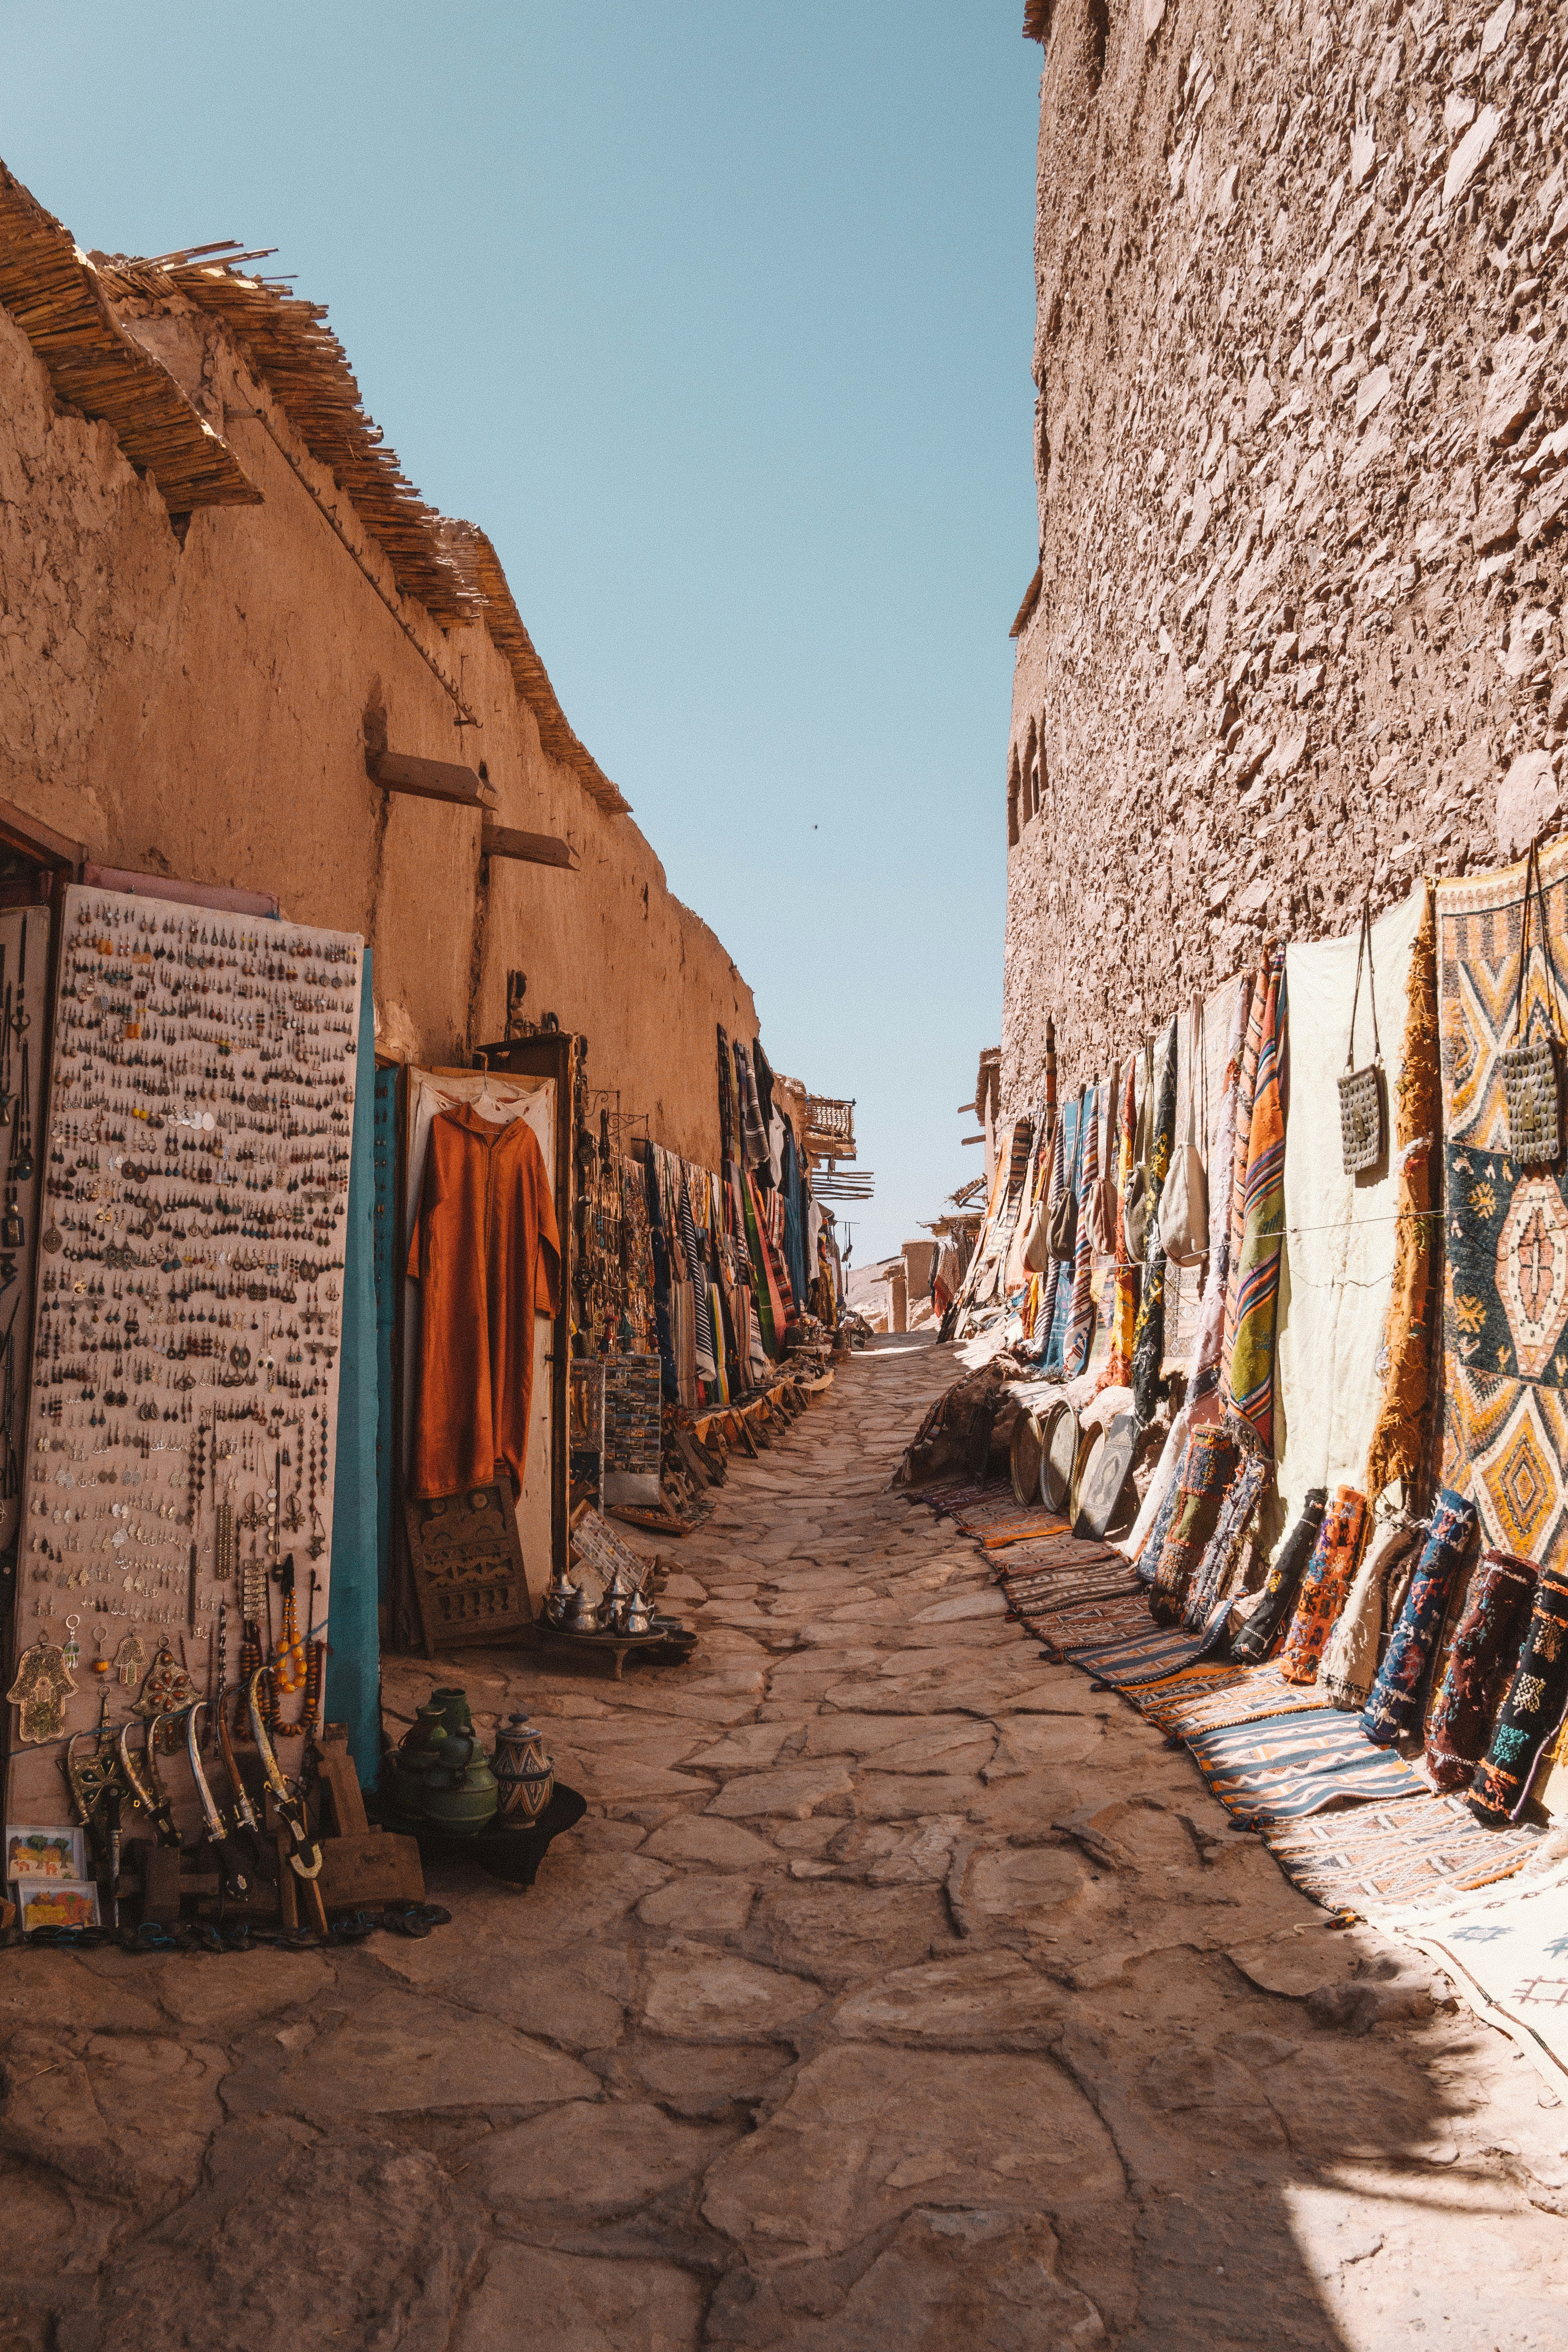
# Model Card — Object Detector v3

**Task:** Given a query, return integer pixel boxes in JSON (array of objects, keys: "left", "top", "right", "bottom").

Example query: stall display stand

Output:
[{"left": 5, "top": 885, "right": 363, "bottom": 1866}]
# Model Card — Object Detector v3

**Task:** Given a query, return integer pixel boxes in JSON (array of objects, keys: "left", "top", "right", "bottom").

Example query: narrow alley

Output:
[{"left": 6, "top": 1339, "right": 1563, "bottom": 2352}]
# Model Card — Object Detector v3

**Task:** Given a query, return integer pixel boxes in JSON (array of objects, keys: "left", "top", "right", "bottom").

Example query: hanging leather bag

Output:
[
  {"left": 1160, "top": 998, "right": 1210, "bottom": 1265},
  {"left": 1123, "top": 1045, "right": 1155, "bottom": 1262},
  {"left": 1501, "top": 838, "right": 1564, "bottom": 1167},
  {"left": 1020, "top": 1111, "right": 1056, "bottom": 1273},
  {"left": 1338, "top": 898, "right": 1387, "bottom": 1176},
  {"left": 1087, "top": 1066, "right": 1120, "bottom": 1256}
]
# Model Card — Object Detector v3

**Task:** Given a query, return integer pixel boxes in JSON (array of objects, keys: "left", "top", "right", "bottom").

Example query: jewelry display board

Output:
[
  {"left": 6, "top": 885, "right": 362, "bottom": 1829},
  {"left": 0, "top": 907, "right": 49, "bottom": 1560},
  {"left": 568, "top": 1359, "right": 605, "bottom": 1516}
]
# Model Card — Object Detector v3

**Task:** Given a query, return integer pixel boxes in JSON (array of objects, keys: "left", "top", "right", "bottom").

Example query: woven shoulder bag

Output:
[
  {"left": 1502, "top": 838, "right": 1565, "bottom": 1167},
  {"left": 1338, "top": 899, "right": 1386, "bottom": 1177}
]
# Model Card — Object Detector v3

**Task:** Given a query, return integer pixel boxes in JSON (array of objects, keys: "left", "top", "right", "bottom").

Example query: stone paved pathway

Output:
[{"left": 4, "top": 1336, "right": 1568, "bottom": 2350}]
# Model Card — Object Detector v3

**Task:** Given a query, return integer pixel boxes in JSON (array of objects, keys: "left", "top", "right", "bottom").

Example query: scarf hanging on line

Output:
[
  {"left": 1225, "top": 948, "right": 1288, "bottom": 1455},
  {"left": 1277, "top": 1485, "right": 1369, "bottom": 1685},
  {"left": 1466, "top": 1558, "right": 1568, "bottom": 1822},
  {"left": 1222, "top": 955, "right": 1268, "bottom": 1387},
  {"left": 677, "top": 1169, "right": 717, "bottom": 1384},
  {"left": 1034, "top": 1109, "right": 1069, "bottom": 1350},
  {"left": 1130, "top": 1025, "right": 1178, "bottom": 1426},
  {"left": 1063, "top": 1080, "right": 1102, "bottom": 1379},
  {"left": 1425, "top": 1547, "right": 1537, "bottom": 1793},
  {"left": 1095, "top": 1056, "right": 1141, "bottom": 1394},
  {"left": 1361, "top": 1488, "right": 1477, "bottom": 1746},
  {"left": 1363, "top": 882, "right": 1439, "bottom": 1503},
  {"left": 1189, "top": 972, "right": 1251, "bottom": 1419},
  {"left": 733, "top": 1041, "right": 770, "bottom": 1172}
]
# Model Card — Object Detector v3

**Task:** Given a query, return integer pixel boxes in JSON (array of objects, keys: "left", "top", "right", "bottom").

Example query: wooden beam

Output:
[
  {"left": 480, "top": 824, "right": 579, "bottom": 872},
  {"left": 367, "top": 748, "right": 495, "bottom": 808}
]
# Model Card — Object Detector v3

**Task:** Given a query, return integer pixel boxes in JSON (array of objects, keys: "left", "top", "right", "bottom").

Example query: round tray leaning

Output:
[
  {"left": 1039, "top": 1399, "right": 1080, "bottom": 1513},
  {"left": 1010, "top": 1410, "right": 1046, "bottom": 1508}
]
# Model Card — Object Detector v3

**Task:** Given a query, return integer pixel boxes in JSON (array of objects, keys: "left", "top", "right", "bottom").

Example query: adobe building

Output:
[
  {"left": 0, "top": 161, "right": 755, "bottom": 1162},
  {"left": 1003, "top": 0, "right": 1568, "bottom": 1107}
]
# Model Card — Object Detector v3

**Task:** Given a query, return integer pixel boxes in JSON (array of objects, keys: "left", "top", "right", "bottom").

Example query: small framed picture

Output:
[
  {"left": 17, "top": 1878, "right": 100, "bottom": 1933},
  {"left": 6, "top": 1824, "right": 86, "bottom": 1884}
]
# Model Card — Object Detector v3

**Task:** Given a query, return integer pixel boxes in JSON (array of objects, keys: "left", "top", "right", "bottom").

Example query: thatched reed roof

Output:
[
  {"left": 0, "top": 158, "right": 630, "bottom": 818},
  {"left": 0, "top": 165, "right": 259, "bottom": 513}
]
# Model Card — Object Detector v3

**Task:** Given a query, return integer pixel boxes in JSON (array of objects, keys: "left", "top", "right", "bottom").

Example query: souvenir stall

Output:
[
  {"left": 1, "top": 883, "right": 416, "bottom": 1936},
  {"left": 918, "top": 855, "right": 1568, "bottom": 2063}
]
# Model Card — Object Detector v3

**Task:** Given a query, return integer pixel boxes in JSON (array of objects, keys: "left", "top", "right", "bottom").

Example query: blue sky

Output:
[{"left": 5, "top": 4, "right": 1038, "bottom": 1263}]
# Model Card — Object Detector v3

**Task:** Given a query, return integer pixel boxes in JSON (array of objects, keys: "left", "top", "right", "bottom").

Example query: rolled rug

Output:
[
  {"left": 1467, "top": 1560, "right": 1568, "bottom": 1824},
  {"left": 1129, "top": 1411, "right": 1192, "bottom": 1583},
  {"left": 1425, "top": 1548, "right": 1536, "bottom": 1795},
  {"left": 1278, "top": 1486, "right": 1369, "bottom": 1685},
  {"left": 1148, "top": 1423, "right": 1237, "bottom": 1629},
  {"left": 1360, "top": 1489, "right": 1478, "bottom": 1748},
  {"left": 1180, "top": 1449, "right": 1271, "bottom": 1635},
  {"left": 1232, "top": 1488, "right": 1328, "bottom": 1664},
  {"left": 1318, "top": 1520, "right": 1423, "bottom": 1712}
]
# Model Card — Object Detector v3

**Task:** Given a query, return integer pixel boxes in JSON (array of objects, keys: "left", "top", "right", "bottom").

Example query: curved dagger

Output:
[
  {"left": 118, "top": 1717, "right": 180, "bottom": 1846},
  {"left": 183, "top": 1702, "right": 252, "bottom": 1902},
  {"left": 247, "top": 1668, "right": 327, "bottom": 1933}
]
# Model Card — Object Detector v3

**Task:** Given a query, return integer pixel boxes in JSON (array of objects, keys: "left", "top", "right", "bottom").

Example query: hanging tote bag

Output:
[
  {"left": 1087, "top": 1064, "right": 1120, "bottom": 1256},
  {"left": 1338, "top": 898, "right": 1387, "bottom": 1176},
  {"left": 1501, "top": 838, "right": 1565, "bottom": 1167},
  {"left": 1123, "top": 1044, "right": 1156, "bottom": 1262},
  {"left": 1020, "top": 1110, "right": 1057, "bottom": 1273},
  {"left": 1160, "top": 998, "right": 1209, "bottom": 1266}
]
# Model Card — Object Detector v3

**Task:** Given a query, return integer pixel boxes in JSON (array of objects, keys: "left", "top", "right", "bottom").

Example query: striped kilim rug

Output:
[
  {"left": 978, "top": 1512, "right": 1066, "bottom": 1549},
  {"left": 1005, "top": 1570, "right": 1144, "bottom": 1626},
  {"left": 1264, "top": 1797, "right": 1542, "bottom": 1909},
  {"left": 1186, "top": 1708, "right": 1425, "bottom": 1822},
  {"left": 1060, "top": 1622, "right": 1216, "bottom": 1688},
  {"left": 1031, "top": 1590, "right": 1154, "bottom": 1657},
  {"left": 1136, "top": 1662, "right": 1338, "bottom": 1738}
]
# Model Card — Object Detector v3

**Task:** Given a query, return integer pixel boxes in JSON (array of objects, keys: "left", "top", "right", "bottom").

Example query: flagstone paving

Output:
[{"left": 4, "top": 1337, "right": 1568, "bottom": 2349}]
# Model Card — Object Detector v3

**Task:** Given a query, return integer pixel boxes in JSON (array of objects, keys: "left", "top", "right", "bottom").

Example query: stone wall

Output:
[
  {"left": 1003, "top": 0, "right": 1568, "bottom": 1108},
  {"left": 0, "top": 264, "right": 755, "bottom": 1169}
]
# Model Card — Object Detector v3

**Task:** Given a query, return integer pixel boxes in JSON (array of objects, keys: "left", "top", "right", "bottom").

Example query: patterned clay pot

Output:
[{"left": 492, "top": 1715, "right": 555, "bottom": 1826}]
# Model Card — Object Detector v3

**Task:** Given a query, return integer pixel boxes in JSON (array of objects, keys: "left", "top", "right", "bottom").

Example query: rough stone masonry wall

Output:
[{"left": 1003, "top": 0, "right": 1568, "bottom": 1108}]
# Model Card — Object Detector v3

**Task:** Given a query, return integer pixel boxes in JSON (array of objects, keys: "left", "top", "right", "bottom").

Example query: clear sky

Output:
[{"left": 5, "top": 4, "right": 1039, "bottom": 1265}]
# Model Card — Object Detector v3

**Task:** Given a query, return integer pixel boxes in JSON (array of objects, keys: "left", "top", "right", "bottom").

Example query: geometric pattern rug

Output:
[
  {"left": 1130, "top": 1661, "right": 1343, "bottom": 1739},
  {"left": 1263, "top": 1795, "right": 1543, "bottom": 1910},
  {"left": 1185, "top": 1708, "right": 1426, "bottom": 1822}
]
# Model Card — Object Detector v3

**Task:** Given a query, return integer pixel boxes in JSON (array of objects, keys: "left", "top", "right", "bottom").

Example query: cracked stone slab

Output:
[{"left": 641, "top": 1949, "right": 825, "bottom": 2042}]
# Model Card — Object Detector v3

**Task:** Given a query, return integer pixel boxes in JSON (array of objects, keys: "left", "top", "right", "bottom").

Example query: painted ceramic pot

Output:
[{"left": 492, "top": 1715, "right": 555, "bottom": 1826}]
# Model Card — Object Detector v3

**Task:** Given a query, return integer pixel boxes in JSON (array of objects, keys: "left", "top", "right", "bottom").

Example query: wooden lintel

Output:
[
  {"left": 480, "top": 824, "right": 579, "bottom": 871},
  {"left": 368, "top": 748, "right": 494, "bottom": 808}
]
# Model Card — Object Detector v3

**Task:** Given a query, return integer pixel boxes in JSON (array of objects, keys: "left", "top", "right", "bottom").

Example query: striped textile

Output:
[
  {"left": 1226, "top": 948, "right": 1288, "bottom": 1451},
  {"left": 1131, "top": 1024, "right": 1178, "bottom": 1425},
  {"left": 1095, "top": 1056, "right": 1141, "bottom": 1392},
  {"left": 1064, "top": 1080, "right": 1102, "bottom": 1378},
  {"left": 1223, "top": 954, "right": 1267, "bottom": 1387},
  {"left": 1187, "top": 1708, "right": 1425, "bottom": 1822},
  {"left": 1189, "top": 970, "right": 1251, "bottom": 1413},
  {"left": 1039, "top": 1096, "right": 1084, "bottom": 1376}
]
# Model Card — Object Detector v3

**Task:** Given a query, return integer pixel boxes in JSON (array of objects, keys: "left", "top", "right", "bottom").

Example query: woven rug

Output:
[
  {"left": 951, "top": 1495, "right": 1041, "bottom": 1534},
  {"left": 1437, "top": 843, "right": 1568, "bottom": 1565},
  {"left": 1058, "top": 1622, "right": 1216, "bottom": 1686},
  {"left": 1134, "top": 1661, "right": 1337, "bottom": 1739},
  {"left": 1187, "top": 1708, "right": 1425, "bottom": 1822},
  {"left": 1131, "top": 1664, "right": 1258, "bottom": 1733},
  {"left": 1031, "top": 1590, "right": 1153, "bottom": 1657},
  {"left": 1369, "top": 1858, "right": 1568, "bottom": 2088},
  {"left": 1263, "top": 1795, "right": 1541, "bottom": 1911},
  {"left": 978, "top": 1511, "right": 1067, "bottom": 1549}
]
